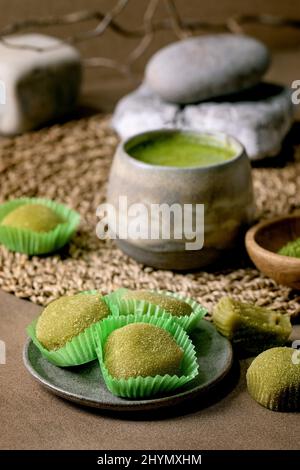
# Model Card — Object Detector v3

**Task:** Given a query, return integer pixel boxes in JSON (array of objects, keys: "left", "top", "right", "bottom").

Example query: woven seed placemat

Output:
[{"left": 0, "top": 114, "right": 299, "bottom": 318}]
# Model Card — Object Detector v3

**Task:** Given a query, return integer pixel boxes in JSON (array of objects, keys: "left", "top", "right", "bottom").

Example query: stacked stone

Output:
[{"left": 112, "top": 34, "right": 294, "bottom": 160}]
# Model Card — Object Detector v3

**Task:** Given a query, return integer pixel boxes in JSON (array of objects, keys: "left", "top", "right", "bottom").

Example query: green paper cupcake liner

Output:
[
  {"left": 0, "top": 197, "right": 80, "bottom": 255},
  {"left": 106, "top": 296, "right": 175, "bottom": 323},
  {"left": 153, "top": 289, "right": 208, "bottom": 332},
  {"left": 94, "top": 312, "right": 199, "bottom": 398},
  {"left": 26, "top": 294, "right": 113, "bottom": 367},
  {"left": 107, "top": 288, "right": 207, "bottom": 333}
]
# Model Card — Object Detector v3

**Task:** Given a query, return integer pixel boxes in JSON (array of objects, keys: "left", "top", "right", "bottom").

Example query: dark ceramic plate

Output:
[{"left": 23, "top": 320, "right": 233, "bottom": 412}]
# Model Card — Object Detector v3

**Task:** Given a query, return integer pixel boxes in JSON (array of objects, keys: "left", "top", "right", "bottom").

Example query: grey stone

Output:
[
  {"left": 111, "top": 83, "right": 294, "bottom": 160},
  {"left": 145, "top": 34, "right": 271, "bottom": 104},
  {"left": 0, "top": 34, "right": 81, "bottom": 136}
]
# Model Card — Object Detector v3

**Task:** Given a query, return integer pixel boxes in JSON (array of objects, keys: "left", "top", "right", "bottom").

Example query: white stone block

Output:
[{"left": 0, "top": 34, "right": 81, "bottom": 135}]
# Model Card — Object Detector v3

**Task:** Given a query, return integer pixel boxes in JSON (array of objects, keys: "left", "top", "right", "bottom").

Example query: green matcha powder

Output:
[{"left": 278, "top": 237, "right": 300, "bottom": 258}]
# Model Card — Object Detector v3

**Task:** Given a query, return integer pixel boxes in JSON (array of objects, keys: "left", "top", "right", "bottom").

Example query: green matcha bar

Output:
[{"left": 212, "top": 296, "right": 292, "bottom": 355}]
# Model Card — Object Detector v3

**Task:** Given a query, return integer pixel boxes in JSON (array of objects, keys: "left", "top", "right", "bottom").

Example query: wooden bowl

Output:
[{"left": 245, "top": 214, "right": 300, "bottom": 289}]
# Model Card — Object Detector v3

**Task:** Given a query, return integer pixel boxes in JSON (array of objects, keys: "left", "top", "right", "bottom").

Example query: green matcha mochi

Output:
[
  {"left": 124, "top": 290, "right": 193, "bottom": 317},
  {"left": 1, "top": 203, "right": 63, "bottom": 232},
  {"left": 36, "top": 293, "right": 110, "bottom": 351},
  {"left": 247, "top": 347, "right": 300, "bottom": 411},
  {"left": 104, "top": 323, "right": 184, "bottom": 379}
]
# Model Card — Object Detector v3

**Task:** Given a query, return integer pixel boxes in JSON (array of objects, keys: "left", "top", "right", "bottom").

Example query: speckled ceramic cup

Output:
[{"left": 107, "top": 129, "right": 254, "bottom": 270}]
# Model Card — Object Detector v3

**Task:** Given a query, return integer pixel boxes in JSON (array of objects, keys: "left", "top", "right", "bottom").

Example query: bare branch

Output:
[
  {"left": 128, "top": 0, "right": 160, "bottom": 64},
  {"left": 164, "top": 0, "right": 191, "bottom": 39},
  {"left": 0, "top": 1, "right": 300, "bottom": 78},
  {"left": 71, "top": 0, "right": 130, "bottom": 42}
]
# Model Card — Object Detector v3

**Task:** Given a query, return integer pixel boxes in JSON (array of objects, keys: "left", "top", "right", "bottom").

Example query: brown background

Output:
[
  {"left": 0, "top": 0, "right": 299, "bottom": 110},
  {"left": 0, "top": 0, "right": 300, "bottom": 450}
]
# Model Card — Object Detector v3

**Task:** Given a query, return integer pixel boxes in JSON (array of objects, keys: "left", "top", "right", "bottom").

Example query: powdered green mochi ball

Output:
[
  {"left": 104, "top": 323, "right": 184, "bottom": 379},
  {"left": 1, "top": 203, "right": 63, "bottom": 232},
  {"left": 124, "top": 290, "right": 192, "bottom": 317},
  {"left": 247, "top": 347, "right": 300, "bottom": 411},
  {"left": 36, "top": 293, "right": 110, "bottom": 350}
]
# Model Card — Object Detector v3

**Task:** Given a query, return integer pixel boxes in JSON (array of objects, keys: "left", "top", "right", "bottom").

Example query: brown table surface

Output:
[
  {"left": 1, "top": 290, "right": 300, "bottom": 450},
  {"left": 1, "top": 45, "right": 300, "bottom": 449}
]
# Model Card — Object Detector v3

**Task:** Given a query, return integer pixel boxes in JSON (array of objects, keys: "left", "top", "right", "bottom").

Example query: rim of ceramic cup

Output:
[{"left": 121, "top": 129, "right": 246, "bottom": 171}]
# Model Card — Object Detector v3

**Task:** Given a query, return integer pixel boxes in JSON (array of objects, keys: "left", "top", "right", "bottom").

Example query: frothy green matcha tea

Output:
[{"left": 128, "top": 133, "right": 236, "bottom": 168}]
